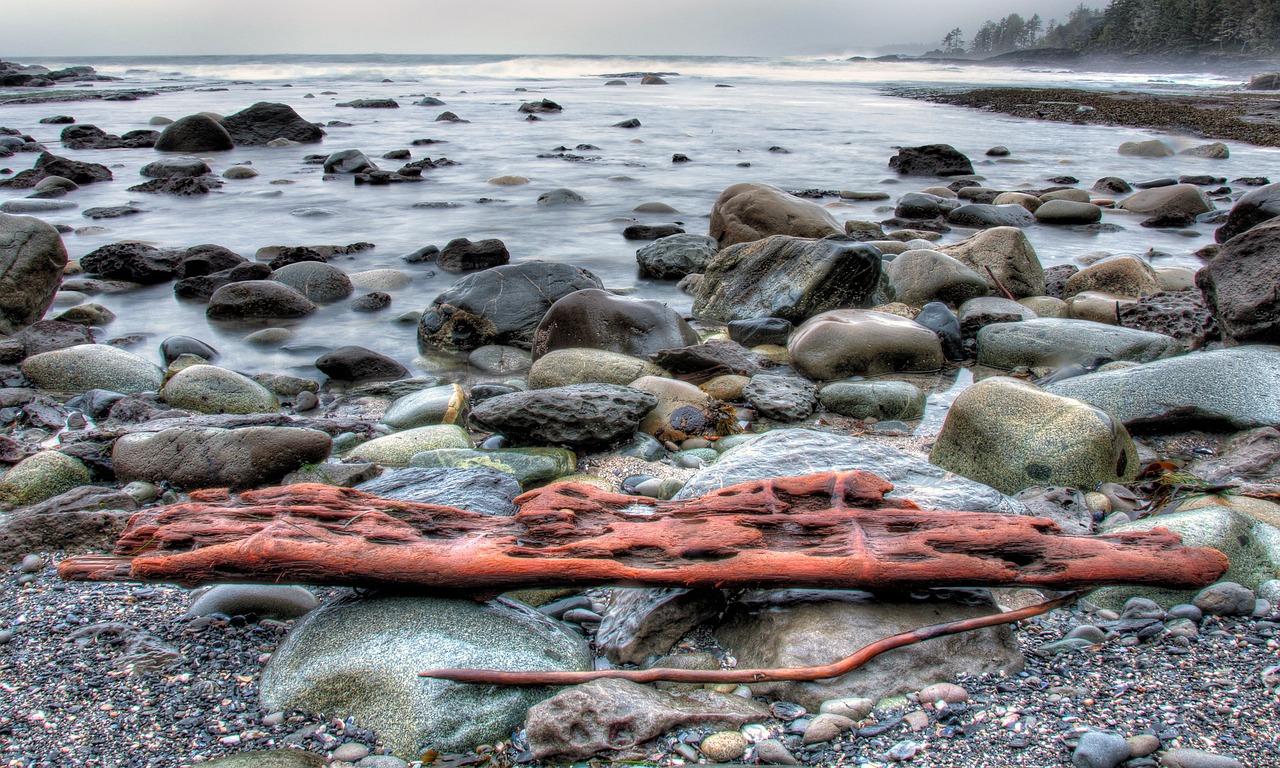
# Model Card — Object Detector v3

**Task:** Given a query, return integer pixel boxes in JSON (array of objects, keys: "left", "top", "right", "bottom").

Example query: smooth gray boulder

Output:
[
  {"left": 186, "top": 585, "right": 318, "bottom": 620},
  {"left": 636, "top": 233, "right": 718, "bottom": 279},
  {"left": 260, "top": 595, "right": 590, "bottom": 756},
  {"left": 675, "top": 429, "right": 1025, "bottom": 514},
  {"left": 113, "top": 426, "right": 331, "bottom": 490},
  {"left": 0, "top": 213, "right": 69, "bottom": 334},
  {"left": 469, "top": 384, "right": 657, "bottom": 449},
  {"left": 270, "top": 261, "right": 353, "bottom": 303},
  {"left": 1046, "top": 346, "right": 1280, "bottom": 430},
  {"left": 20, "top": 344, "right": 163, "bottom": 394},
  {"left": 976, "top": 318, "right": 1183, "bottom": 369},
  {"left": 160, "top": 365, "right": 280, "bottom": 414}
]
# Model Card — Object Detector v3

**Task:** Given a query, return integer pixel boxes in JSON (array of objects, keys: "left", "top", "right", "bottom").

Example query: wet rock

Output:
[
  {"left": 1118, "top": 139, "right": 1174, "bottom": 157},
  {"left": 938, "top": 226, "right": 1045, "bottom": 299},
  {"left": 742, "top": 374, "right": 817, "bottom": 421},
  {"left": 525, "top": 678, "right": 768, "bottom": 762},
  {"left": 323, "top": 149, "right": 376, "bottom": 174},
  {"left": 623, "top": 223, "right": 684, "bottom": 240},
  {"left": 1198, "top": 218, "right": 1280, "bottom": 343},
  {"left": 80, "top": 242, "right": 182, "bottom": 284},
  {"left": 160, "top": 365, "right": 280, "bottom": 414},
  {"left": 1119, "top": 184, "right": 1213, "bottom": 217},
  {"left": 536, "top": 188, "right": 585, "bottom": 206},
  {"left": 1117, "top": 291, "right": 1218, "bottom": 348},
  {"left": 0, "top": 152, "right": 112, "bottom": 188},
  {"left": 382, "top": 384, "right": 468, "bottom": 429},
  {"left": 887, "top": 249, "right": 988, "bottom": 306},
  {"left": 155, "top": 114, "right": 234, "bottom": 153},
  {"left": 355, "top": 466, "right": 520, "bottom": 516},
  {"left": 533, "top": 288, "right": 698, "bottom": 359},
  {"left": 914, "top": 302, "right": 964, "bottom": 360},
  {"left": 0, "top": 450, "right": 91, "bottom": 509},
  {"left": 437, "top": 237, "right": 510, "bottom": 272},
  {"left": 0, "top": 212, "right": 68, "bottom": 334},
  {"left": 0, "top": 485, "right": 136, "bottom": 564},
  {"left": 469, "top": 384, "right": 656, "bottom": 449},
  {"left": 929, "top": 377, "right": 1138, "bottom": 495},
  {"left": 186, "top": 584, "right": 318, "bottom": 620},
  {"left": 1192, "top": 581, "right": 1257, "bottom": 616},
  {"left": 596, "top": 588, "right": 726, "bottom": 664},
  {"left": 21, "top": 344, "right": 163, "bottom": 394},
  {"left": 222, "top": 102, "right": 324, "bottom": 145},
  {"left": 727, "top": 317, "right": 792, "bottom": 347},
  {"left": 888, "top": 144, "right": 974, "bottom": 177},
  {"left": 409, "top": 447, "right": 575, "bottom": 487},
  {"left": 139, "top": 156, "right": 211, "bottom": 178},
  {"left": 262, "top": 594, "right": 589, "bottom": 756},
  {"left": 976, "top": 318, "right": 1183, "bottom": 369},
  {"left": 1214, "top": 181, "right": 1280, "bottom": 242},
  {"left": 348, "top": 425, "right": 473, "bottom": 466},
  {"left": 789, "top": 309, "right": 943, "bottom": 380},
  {"left": 270, "top": 261, "right": 353, "bottom": 303},
  {"left": 818, "top": 380, "right": 926, "bottom": 421},
  {"left": 1064, "top": 256, "right": 1161, "bottom": 299},
  {"left": 207, "top": 281, "right": 317, "bottom": 319},
  {"left": 651, "top": 339, "right": 766, "bottom": 378},
  {"left": 630, "top": 376, "right": 737, "bottom": 443},
  {"left": 113, "top": 426, "right": 331, "bottom": 490},
  {"left": 947, "top": 203, "right": 1036, "bottom": 228},
  {"left": 315, "top": 346, "right": 407, "bottom": 382},
  {"left": 708, "top": 183, "right": 840, "bottom": 248},
  {"left": 635, "top": 233, "right": 718, "bottom": 279},
  {"left": 1035, "top": 199, "right": 1102, "bottom": 224},
  {"left": 527, "top": 348, "right": 668, "bottom": 389}
]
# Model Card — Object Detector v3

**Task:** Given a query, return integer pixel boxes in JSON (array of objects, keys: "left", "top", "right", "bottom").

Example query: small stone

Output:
[
  {"left": 294, "top": 390, "right": 319, "bottom": 411},
  {"left": 19, "top": 554, "right": 44, "bottom": 573},
  {"left": 1127, "top": 734, "right": 1161, "bottom": 758},
  {"left": 904, "top": 710, "right": 930, "bottom": 731},
  {"left": 917, "top": 682, "right": 968, "bottom": 705},
  {"left": 1159, "top": 748, "right": 1244, "bottom": 768},
  {"left": 1122, "top": 597, "right": 1166, "bottom": 620},
  {"left": 331, "top": 744, "right": 369, "bottom": 763},
  {"left": 1066, "top": 625, "right": 1108, "bottom": 644},
  {"left": 1193, "top": 582, "right": 1256, "bottom": 616},
  {"left": 1072, "top": 730, "right": 1130, "bottom": 768},
  {"left": 819, "top": 697, "right": 874, "bottom": 721},
  {"left": 1166, "top": 604, "right": 1202, "bottom": 622},
  {"left": 802, "top": 713, "right": 854, "bottom": 745},
  {"left": 754, "top": 738, "right": 799, "bottom": 765},
  {"left": 699, "top": 730, "right": 748, "bottom": 762},
  {"left": 887, "top": 741, "right": 920, "bottom": 762}
]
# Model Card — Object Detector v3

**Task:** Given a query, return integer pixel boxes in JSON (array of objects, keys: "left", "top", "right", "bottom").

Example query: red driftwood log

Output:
[{"left": 58, "top": 470, "right": 1228, "bottom": 592}]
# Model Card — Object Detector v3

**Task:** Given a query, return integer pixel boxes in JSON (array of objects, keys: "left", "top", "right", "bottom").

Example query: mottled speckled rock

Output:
[
  {"left": 818, "top": 380, "right": 926, "bottom": 421},
  {"left": 930, "top": 377, "right": 1138, "bottom": 495},
  {"left": 20, "top": 344, "right": 163, "bottom": 394},
  {"left": 939, "top": 227, "right": 1045, "bottom": 299},
  {"left": 113, "top": 426, "right": 332, "bottom": 490},
  {"left": 636, "top": 233, "right": 719, "bottom": 279},
  {"left": 347, "top": 424, "right": 473, "bottom": 466},
  {"left": 976, "top": 318, "right": 1183, "bottom": 369},
  {"left": 207, "top": 280, "right": 317, "bottom": 320},
  {"left": 527, "top": 348, "right": 669, "bottom": 389},
  {"left": 1198, "top": 218, "right": 1280, "bottom": 343},
  {"left": 0, "top": 451, "right": 91, "bottom": 509},
  {"left": 270, "top": 261, "right": 353, "bottom": 303},
  {"left": 533, "top": 289, "right": 698, "bottom": 359},
  {"left": 886, "top": 249, "right": 988, "bottom": 306},
  {"left": 160, "top": 365, "right": 280, "bottom": 414},
  {"left": 0, "top": 213, "right": 68, "bottom": 335},
  {"left": 1063, "top": 256, "right": 1161, "bottom": 300},
  {"left": 261, "top": 595, "right": 590, "bottom": 756},
  {"left": 470, "top": 384, "right": 656, "bottom": 449},
  {"left": 1046, "top": 346, "right": 1280, "bottom": 430}
]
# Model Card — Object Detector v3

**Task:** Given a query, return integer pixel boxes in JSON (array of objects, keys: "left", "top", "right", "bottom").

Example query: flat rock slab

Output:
[{"left": 976, "top": 318, "right": 1184, "bottom": 369}]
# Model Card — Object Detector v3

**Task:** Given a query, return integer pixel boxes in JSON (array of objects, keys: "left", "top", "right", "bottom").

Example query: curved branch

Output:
[{"left": 420, "top": 591, "right": 1081, "bottom": 686}]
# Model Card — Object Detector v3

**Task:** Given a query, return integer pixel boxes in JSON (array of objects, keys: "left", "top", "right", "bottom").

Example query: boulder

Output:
[
  {"left": 1214, "top": 181, "right": 1280, "bottom": 243},
  {"left": 160, "top": 365, "right": 280, "bottom": 414},
  {"left": 347, "top": 425, "right": 473, "bottom": 466},
  {"left": 178, "top": 244, "right": 247, "bottom": 278},
  {"left": 154, "top": 114, "right": 234, "bottom": 153},
  {"left": 1118, "top": 184, "right": 1213, "bottom": 217},
  {"left": 894, "top": 192, "right": 958, "bottom": 220},
  {"left": 929, "top": 377, "right": 1138, "bottom": 495},
  {"left": 139, "top": 156, "right": 211, "bottom": 178},
  {"left": 1180, "top": 142, "right": 1229, "bottom": 159},
  {"left": 596, "top": 588, "right": 726, "bottom": 665},
  {"left": 1117, "top": 291, "right": 1219, "bottom": 349},
  {"left": 914, "top": 302, "right": 964, "bottom": 359},
  {"left": 0, "top": 451, "right": 91, "bottom": 509},
  {"left": 175, "top": 262, "right": 272, "bottom": 301},
  {"left": 692, "top": 235, "right": 883, "bottom": 323},
  {"left": 708, "top": 183, "right": 840, "bottom": 248},
  {"left": 1249, "top": 72, "right": 1280, "bottom": 90},
  {"left": 270, "top": 261, "right": 353, "bottom": 302},
  {"left": 113, "top": 426, "right": 332, "bottom": 490},
  {"left": 818, "top": 380, "right": 927, "bottom": 421},
  {"left": 675, "top": 429, "right": 1025, "bottom": 515},
  {"left": 527, "top": 348, "right": 668, "bottom": 389},
  {"left": 1035, "top": 199, "right": 1102, "bottom": 224},
  {"left": 1045, "top": 346, "right": 1280, "bottom": 430},
  {"left": 1063, "top": 256, "right": 1161, "bottom": 299},
  {"left": 938, "top": 227, "right": 1045, "bottom": 299},
  {"left": 470, "top": 384, "right": 656, "bottom": 449},
  {"left": 888, "top": 144, "right": 974, "bottom": 177},
  {"left": 322, "top": 149, "right": 376, "bottom": 174},
  {"left": 207, "top": 281, "right": 317, "bottom": 319},
  {"left": 635, "top": 233, "right": 719, "bottom": 279},
  {"left": 957, "top": 296, "right": 1036, "bottom": 340},
  {"left": 788, "top": 309, "right": 943, "bottom": 380},
  {"left": 0, "top": 486, "right": 137, "bottom": 565},
  {"left": 382, "top": 384, "right": 468, "bottom": 429},
  {"left": 437, "top": 237, "right": 510, "bottom": 272},
  {"left": 222, "top": 102, "right": 324, "bottom": 146},
  {"left": 186, "top": 585, "right": 318, "bottom": 620},
  {"left": 886, "top": 249, "right": 987, "bottom": 306},
  {"left": 533, "top": 289, "right": 698, "bottom": 359},
  {"left": 0, "top": 213, "right": 68, "bottom": 334},
  {"left": 525, "top": 678, "right": 767, "bottom": 762},
  {"left": 727, "top": 317, "right": 792, "bottom": 347},
  {"left": 260, "top": 595, "right": 590, "bottom": 756},
  {"left": 21, "top": 344, "right": 163, "bottom": 394},
  {"left": 418, "top": 262, "right": 602, "bottom": 351},
  {"left": 536, "top": 188, "right": 585, "bottom": 206},
  {"left": 80, "top": 242, "right": 182, "bottom": 284},
  {"left": 354, "top": 466, "right": 521, "bottom": 516},
  {"left": 976, "top": 318, "right": 1183, "bottom": 369},
  {"left": 742, "top": 374, "right": 818, "bottom": 421},
  {"left": 1118, "top": 139, "right": 1174, "bottom": 157},
  {"left": 946, "top": 203, "right": 1035, "bottom": 228},
  {"left": 1198, "top": 218, "right": 1280, "bottom": 343},
  {"left": 715, "top": 588, "right": 1021, "bottom": 710},
  {"left": 0, "top": 152, "right": 112, "bottom": 188},
  {"left": 315, "top": 346, "right": 407, "bottom": 382}
]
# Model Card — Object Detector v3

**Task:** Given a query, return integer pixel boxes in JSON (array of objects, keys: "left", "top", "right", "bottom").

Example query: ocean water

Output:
[{"left": 1, "top": 54, "right": 1275, "bottom": 385}]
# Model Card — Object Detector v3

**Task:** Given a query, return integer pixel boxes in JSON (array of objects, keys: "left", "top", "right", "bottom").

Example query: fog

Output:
[{"left": 2, "top": 0, "right": 1091, "bottom": 57}]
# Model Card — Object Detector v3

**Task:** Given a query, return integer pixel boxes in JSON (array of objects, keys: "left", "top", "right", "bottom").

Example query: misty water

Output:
[{"left": 2, "top": 54, "right": 1276, "bottom": 393}]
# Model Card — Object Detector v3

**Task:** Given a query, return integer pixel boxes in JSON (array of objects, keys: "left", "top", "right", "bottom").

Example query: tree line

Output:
[{"left": 938, "top": 0, "right": 1279, "bottom": 56}]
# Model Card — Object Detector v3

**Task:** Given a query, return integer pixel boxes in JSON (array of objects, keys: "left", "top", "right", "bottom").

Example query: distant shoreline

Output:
[{"left": 891, "top": 85, "right": 1280, "bottom": 148}]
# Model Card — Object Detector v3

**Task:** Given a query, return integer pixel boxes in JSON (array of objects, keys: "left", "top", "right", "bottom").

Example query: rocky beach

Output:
[{"left": 1, "top": 53, "right": 1279, "bottom": 768}]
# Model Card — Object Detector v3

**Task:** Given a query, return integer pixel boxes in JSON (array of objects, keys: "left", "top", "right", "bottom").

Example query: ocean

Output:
[{"left": 1, "top": 53, "right": 1274, "bottom": 384}]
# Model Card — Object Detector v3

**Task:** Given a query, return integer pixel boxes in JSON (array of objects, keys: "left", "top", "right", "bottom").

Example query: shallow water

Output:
[{"left": 2, "top": 54, "right": 1277, "bottom": 384}]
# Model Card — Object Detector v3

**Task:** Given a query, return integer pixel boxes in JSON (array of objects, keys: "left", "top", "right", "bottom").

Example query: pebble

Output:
[
  {"left": 1126, "top": 734, "right": 1161, "bottom": 757},
  {"left": 19, "top": 554, "right": 44, "bottom": 574},
  {"left": 917, "top": 682, "right": 968, "bottom": 704},
  {"left": 819, "top": 697, "right": 874, "bottom": 720},
  {"left": 1193, "top": 582, "right": 1257, "bottom": 616},
  {"left": 331, "top": 743, "right": 370, "bottom": 762},
  {"left": 1072, "top": 730, "right": 1130, "bottom": 768},
  {"left": 802, "top": 713, "right": 854, "bottom": 745},
  {"left": 699, "top": 730, "right": 748, "bottom": 762},
  {"left": 1159, "top": 748, "right": 1245, "bottom": 768},
  {"left": 755, "top": 738, "right": 800, "bottom": 765},
  {"left": 886, "top": 740, "right": 920, "bottom": 762}
]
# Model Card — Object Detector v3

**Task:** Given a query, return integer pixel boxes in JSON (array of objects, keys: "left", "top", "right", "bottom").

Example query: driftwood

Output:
[
  {"left": 59, "top": 471, "right": 1228, "bottom": 592},
  {"left": 421, "top": 590, "right": 1083, "bottom": 686}
]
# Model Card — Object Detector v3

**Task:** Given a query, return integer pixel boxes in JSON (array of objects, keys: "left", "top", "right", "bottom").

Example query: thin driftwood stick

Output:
[
  {"left": 984, "top": 264, "right": 1018, "bottom": 301},
  {"left": 58, "top": 471, "right": 1229, "bottom": 592},
  {"left": 419, "top": 591, "right": 1083, "bottom": 686}
]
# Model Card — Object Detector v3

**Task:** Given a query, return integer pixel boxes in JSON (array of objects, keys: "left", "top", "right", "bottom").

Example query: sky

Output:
[{"left": 2, "top": 1, "right": 1093, "bottom": 58}]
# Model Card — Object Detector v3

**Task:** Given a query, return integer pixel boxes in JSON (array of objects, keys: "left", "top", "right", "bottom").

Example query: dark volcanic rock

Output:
[
  {"left": 623, "top": 223, "right": 685, "bottom": 240},
  {"left": 469, "top": 384, "right": 657, "bottom": 449},
  {"left": 1118, "top": 290, "right": 1219, "bottom": 349},
  {"left": 437, "top": 237, "right": 510, "bottom": 272},
  {"left": 533, "top": 288, "right": 699, "bottom": 359},
  {"left": 915, "top": 302, "right": 965, "bottom": 360},
  {"left": 80, "top": 243, "right": 182, "bottom": 284},
  {"left": 1198, "top": 218, "right": 1280, "bottom": 342},
  {"left": 0, "top": 152, "right": 112, "bottom": 188},
  {"left": 177, "top": 244, "right": 247, "bottom": 278},
  {"left": 206, "top": 281, "right": 317, "bottom": 319},
  {"left": 222, "top": 102, "right": 324, "bottom": 146},
  {"left": 154, "top": 114, "right": 234, "bottom": 153},
  {"left": 128, "top": 177, "right": 223, "bottom": 195},
  {"left": 175, "top": 262, "right": 271, "bottom": 300},
  {"left": 727, "top": 317, "right": 793, "bottom": 347},
  {"left": 651, "top": 339, "right": 767, "bottom": 377},
  {"left": 889, "top": 144, "right": 974, "bottom": 177},
  {"left": 314, "top": 346, "right": 407, "bottom": 382},
  {"left": 1215, "top": 181, "right": 1280, "bottom": 243},
  {"left": 418, "top": 261, "right": 603, "bottom": 351}
]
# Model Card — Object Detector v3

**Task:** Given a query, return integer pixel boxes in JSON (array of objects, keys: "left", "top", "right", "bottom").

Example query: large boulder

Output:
[
  {"left": 160, "top": 365, "right": 280, "bottom": 414},
  {"left": 222, "top": 102, "right": 324, "bottom": 145},
  {"left": 207, "top": 281, "right": 317, "bottom": 320},
  {"left": 1046, "top": 345, "right": 1280, "bottom": 431},
  {"left": 21, "top": 344, "right": 163, "bottom": 394},
  {"left": 154, "top": 114, "right": 234, "bottom": 153},
  {"left": 526, "top": 678, "right": 768, "bottom": 762},
  {"left": 469, "top": 384, "right": 656, "bottom": 449},
  {"left": 675, "top": 429, "right": 1025, "bottom": 515},
  {"left": 260, "top": 595, "right": 590, "bottom": 757},
  {"left": 692, "top": 235, "right": 883, "bottom": 323},
  {"left": 976, "top": 318, "right": 1183, "bottom": 369},
  {"left": 715, "top": 588, "right": 1021, "bottom": 710},
  {"left": 886, "top": 249, "right": 988, "bottom": 306},
  {"left": 1215, "top": 181, "right": 1280, "bottom": 243},
  {"left": 1118, "top": 184, "right": 1213, "bottom": 217},
  {"left": 888, "top": 144, "right": 974, "bottom": 177},
  {"left": 0, "top": 213, "right": 67, "bottom": 334},
  {"left": 113, "top": 426, "right": 332, "bottom": 489},
  {"left": 533, "top": 289, "right": 698, "bottom": 359},
  {"left": 708, "top": 183, "right": 840, "bottom": 248},
  {"left": 635, "top": 233, "right": 718, "bottom": 279},
  {"left": 788, "top": 309, "right": 943, "bottom": 380},
  {"left": 418, "top": 261, "right": 602, "bottom": 351},
  {"left": 929, "top": 377, "right": 1138, "bottom": 495},
  {"left": 938, "top": 227, "right": 1045, "bottom": 299},
  {"left": 1197, "top": 218, "right": 1280, "bottom": 343}
]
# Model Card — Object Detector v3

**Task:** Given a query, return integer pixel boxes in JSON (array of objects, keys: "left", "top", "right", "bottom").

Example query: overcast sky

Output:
[{"left": 2, "top": 1, "right": 1093, "bottom": 57}]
